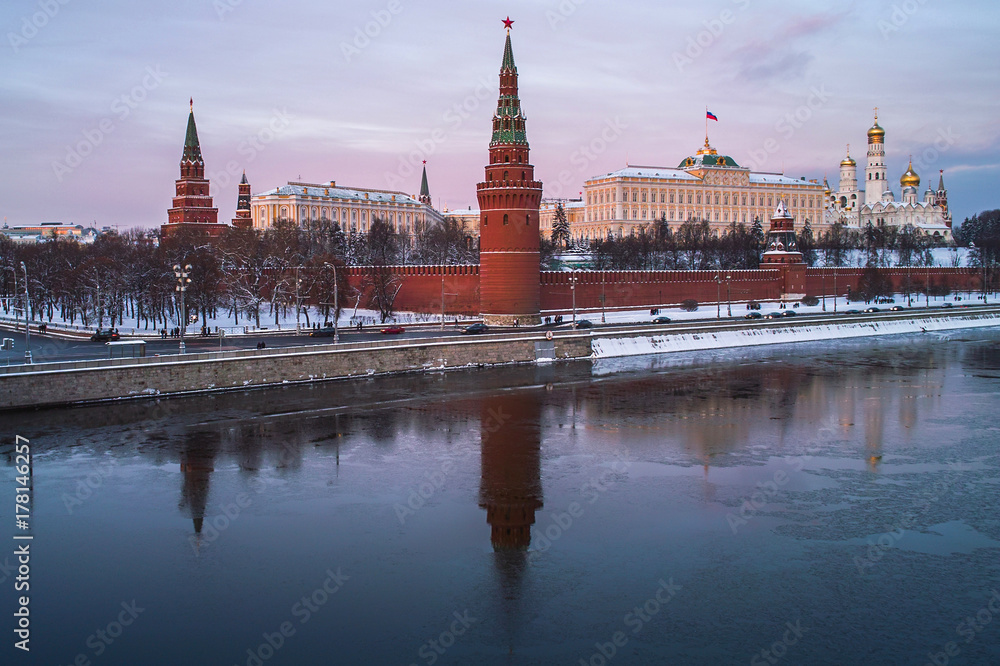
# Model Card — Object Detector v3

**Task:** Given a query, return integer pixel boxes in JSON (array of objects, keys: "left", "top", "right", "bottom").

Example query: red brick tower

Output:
[
  {"left": 162, "top": 99, "right": 226, "bottom": 239},
  {"left": 232, "top": 171, "right": 252, "bottom": 229},
  {"left": 476, "top": 19, "right": 543, "bottom": 326},
  {"left": 759, "top": 200, "right": 806, "bottom": 299}
]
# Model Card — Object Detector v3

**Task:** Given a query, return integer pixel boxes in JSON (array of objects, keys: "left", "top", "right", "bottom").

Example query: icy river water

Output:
[{"left": 3, "top": 329, "right": 1000, "bottom": 665}]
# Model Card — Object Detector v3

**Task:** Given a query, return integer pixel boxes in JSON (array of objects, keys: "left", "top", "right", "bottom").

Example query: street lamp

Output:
[
  {"left": 323, "top": 262, "right": 340, "bottom": 342},
  {"left": 715, "top": 272, "right": 721, "bottom": 319},
  {"left": 726, "top": 273, "right": 732, "bottom": 317},
  {"left": 294, "top": 266, "right": 302, "bottom": 334},
  {"left": 20, "top": 262, "right": 31, "bottom": 364},
  {"left": 569, "top": 274, "right": 578, "bottom": 324},
  {"left": 822, "top": 269, "right": 827, "bottom": 311},
  {"left": 173, "top": 264, "right": 192, "bottom": 354}
]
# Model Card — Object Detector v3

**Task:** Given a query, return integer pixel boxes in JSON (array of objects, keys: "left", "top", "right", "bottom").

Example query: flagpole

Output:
[{"left": 705, "top": 106, "right": 708, "bottom": 145}]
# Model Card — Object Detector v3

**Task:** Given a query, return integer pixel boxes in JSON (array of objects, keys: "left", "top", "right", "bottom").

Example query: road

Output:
[
  {"left": 0, "top": 303, "right": 989, "bottom": 366},
  {"left": 0, "top": 325, "right": 475, "bottom": 365}
]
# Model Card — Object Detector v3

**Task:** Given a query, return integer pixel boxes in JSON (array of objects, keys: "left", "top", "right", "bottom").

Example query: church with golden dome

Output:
[{"left": 826, "top": 110, "right": 952, "bottom": 242}]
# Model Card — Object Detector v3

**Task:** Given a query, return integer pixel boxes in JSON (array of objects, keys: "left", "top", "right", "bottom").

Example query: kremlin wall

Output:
[{"left": 160, "top": 25, "right": 977, "bottom": 323}]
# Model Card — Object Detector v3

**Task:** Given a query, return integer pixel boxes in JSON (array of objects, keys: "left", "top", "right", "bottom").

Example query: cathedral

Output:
[{"left": 826, "top": 110, "right": 952, "bottom": 243}]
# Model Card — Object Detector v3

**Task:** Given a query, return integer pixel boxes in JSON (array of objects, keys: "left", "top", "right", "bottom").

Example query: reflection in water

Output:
[
  {"left": 478, "top": 391, "right": 544, "bottom": 659},
  {"left": 179, "top": 432, "right": 217, "bottom": 534},
  {"left": 6, "top": 332, "right": 1000, "bottom": 665}
]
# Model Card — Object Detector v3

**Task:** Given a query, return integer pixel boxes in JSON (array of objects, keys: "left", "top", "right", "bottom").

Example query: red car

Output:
[{"left": 380, "top": 326, "right": 405, "bottom": 335}]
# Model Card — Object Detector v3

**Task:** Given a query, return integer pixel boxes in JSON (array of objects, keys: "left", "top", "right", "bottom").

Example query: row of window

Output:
[
  {"left": 255, "top": 206, "right": 419, "bottom": 227},
  {"left": 588, "top": 188, "right": 821, "bottom": 209}
]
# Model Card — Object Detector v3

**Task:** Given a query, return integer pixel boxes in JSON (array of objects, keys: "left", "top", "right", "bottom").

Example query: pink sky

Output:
[{"left": 1, "top": 0, "right": 998, "bottom": 229}]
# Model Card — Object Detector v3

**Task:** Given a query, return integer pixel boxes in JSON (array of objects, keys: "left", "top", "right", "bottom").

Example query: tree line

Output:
[
  {"left": 549, "top": 212, "right": 998, "bottom": 272},
  {"left": 0, "top": 216, "right": 478, "bottom": 330}
]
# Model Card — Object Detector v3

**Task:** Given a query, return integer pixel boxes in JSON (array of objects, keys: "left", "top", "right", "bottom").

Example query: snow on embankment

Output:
[{"left": 591, "top": 312, "right": 1000, "bottom": 359}]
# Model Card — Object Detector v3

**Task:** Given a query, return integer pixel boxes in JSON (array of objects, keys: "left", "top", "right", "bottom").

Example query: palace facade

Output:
[
  {"left": 567, "top": 138, "right": 827, "bottom": 243},
  {"left": 250, "top": 181, "right": 440, "bottom": 234}
]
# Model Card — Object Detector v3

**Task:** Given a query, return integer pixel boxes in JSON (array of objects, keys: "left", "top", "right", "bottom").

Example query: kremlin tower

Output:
[
  {"left": 232, "top": 172, "right": 253, "bottom": 229},
  {"left": 476, "top": 18, "right": 544, "bottom": 326},
  {"left": 162, "top": 100, "right": 227, "bottom": 239},
  {"left": 759, "top": 200, "right": 806, "bottom": 299}
]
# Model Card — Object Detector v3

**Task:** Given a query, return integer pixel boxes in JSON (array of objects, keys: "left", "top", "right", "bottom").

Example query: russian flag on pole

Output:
[{"left": 706, "top": 110, "right": 719, "bottom": 121}]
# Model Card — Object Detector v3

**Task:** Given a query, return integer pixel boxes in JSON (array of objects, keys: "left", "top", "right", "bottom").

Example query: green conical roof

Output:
[
  {"left": 419, "top": 164, "right": 430, "bottom": 198},
  {"left": 501, "top": 32, "right": 516, "bottom": 72},
  {"left": 182, "top": 107, "right": 203, "bottom": 163}
]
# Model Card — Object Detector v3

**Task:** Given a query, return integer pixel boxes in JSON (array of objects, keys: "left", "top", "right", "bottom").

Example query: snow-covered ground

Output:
[{"left": 591, "top": 310, "right": 1000, "bottom": 358}]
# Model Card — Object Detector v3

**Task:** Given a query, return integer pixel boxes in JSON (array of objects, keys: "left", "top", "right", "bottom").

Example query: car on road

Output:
[
  {"left": 863, "top": 307, "right": 881, "bottom": 313},
  {"left": 652, "top": 316, "right": 672, "bottom": 324},
  {"left": 310, "top": 326, "right": 337, "bottom": 337},
  {"left": 889, "top": 305, "right": 905, "bottom": 312},
  {"left": 942, "top": 302, "right": 953, "bottom": 308},
  {"left": 461, "top": 323, "right": 490, "bottom": 335},
  {"left": 745, "top": 312, "right": 763, "bottom": 319},
  {"left": 90, "top": 328, "right": 120, "bottom": 342},
  {"left": 842, "top": 309, "right": 860, "bottom": 315},
  {"left": 573, "top": 319, "right": 594, "bottom": 329},
  {"left": 380, "top": 325, "right": 405, "bottom": 335},
  {"left": 764, "top": 312, "right": 782, "bottom": 319},
  {"left": 781, "top": 310, "right": 798, "bottom": 317}
]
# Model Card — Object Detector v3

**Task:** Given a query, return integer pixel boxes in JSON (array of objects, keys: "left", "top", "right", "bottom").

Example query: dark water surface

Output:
[{"left": 3, "top": 331, "right": 1000, "bottom": 665}]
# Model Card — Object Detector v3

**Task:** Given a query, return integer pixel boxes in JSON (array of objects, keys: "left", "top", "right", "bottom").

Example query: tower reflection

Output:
[{"left": 179, "top": 431, "right": 217, "bottom": 534}]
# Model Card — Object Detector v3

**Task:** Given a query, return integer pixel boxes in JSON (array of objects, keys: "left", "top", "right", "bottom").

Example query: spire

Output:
[
  {"left": 501, "top": 31, "right": 516, "bottom": 72},
  {"left": 418, "top": 161, "right": 431, "bottom": 205},
  {"left": 490, "top": 23, "right": 527, "bottom": 147},
  {"left": 240, "top": 170, "right": 248, "bottom": 185},
  {"left": 937, "top": 169, "right": 946, "bottom": 191},
  {"left": 182, "top": 101, "right": 203, "bottom": 164}
]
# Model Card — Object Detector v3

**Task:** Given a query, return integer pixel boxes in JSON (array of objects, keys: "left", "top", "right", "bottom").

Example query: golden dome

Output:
[
  {"left": 900, "top": 160, "right": 920, "bottom": 188},
  {"left": 867, "top": 120, "right": 885, "bottom": 143},
  {"left": 841, "top": 155, "right": 856, "bottom": 167}
]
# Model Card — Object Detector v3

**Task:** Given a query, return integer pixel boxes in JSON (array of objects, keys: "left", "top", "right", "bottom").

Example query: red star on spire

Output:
[{"left": 502, "top": 16, "right": 514, "bottom": 30}]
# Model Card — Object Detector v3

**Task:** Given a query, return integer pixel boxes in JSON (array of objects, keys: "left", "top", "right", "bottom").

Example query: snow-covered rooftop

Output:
[{"left": 255, "top": 182, "right": 421, "bottom": 205}]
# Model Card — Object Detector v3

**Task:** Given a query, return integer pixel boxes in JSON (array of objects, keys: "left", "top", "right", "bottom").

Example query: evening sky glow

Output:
[{"left": 1, "top": 0, "right": 997, "bottom": 229}]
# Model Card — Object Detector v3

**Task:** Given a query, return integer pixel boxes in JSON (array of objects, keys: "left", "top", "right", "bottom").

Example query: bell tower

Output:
[{"left": 476, "top": 18, "right": 544, "bottom": 326}]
